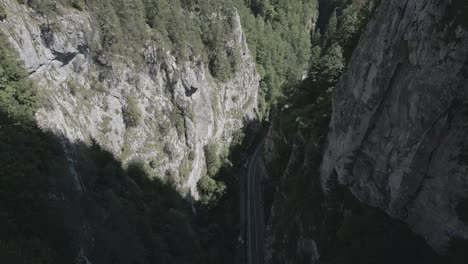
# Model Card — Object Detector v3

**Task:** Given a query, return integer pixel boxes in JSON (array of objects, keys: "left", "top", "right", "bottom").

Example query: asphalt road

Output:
[{"left": 247, "top": 141, "right": 265, "bottom": 264}]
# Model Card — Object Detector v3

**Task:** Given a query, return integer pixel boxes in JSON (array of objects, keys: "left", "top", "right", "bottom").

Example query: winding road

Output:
[{"left": 246, "top": 135, "right": 265, "bottom": 264}]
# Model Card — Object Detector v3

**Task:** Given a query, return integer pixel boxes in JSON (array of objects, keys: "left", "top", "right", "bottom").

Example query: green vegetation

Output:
[
  {"left": 90, "top": 76, "right": 107, "bottom": 93},
  {"left": 8, "top": 0, "right": 462, "bottom": 263},
  {"left": 70, "top": 0, "right": 85, "bottom": 11},
  {"left": 0, "top": 31, "right": 68, "bottom": 263},
  {"left": 0, "top": 29, "right": 253, "bottom": 263},
  {"left": 25, "top": 0, "right": 56, "bottom": 15},
  {"left": 21, "top": 0, "right": 242, "bottom": 79},
  {"left": 0, "top": 32, "right": 38, "bottom": 124},
  {"left": 236, "top": 0, "right": 318, "bottom": 114},
  {"left": 204, "top": 143, "right": 223, "bottom": 177},
  {"left": 67, "top": 79, "right": 80, "bottom": 96},
  {"left": 170, "top": 105, "right": 186, "bottom": 138},
  {"left": 262, "top": 1, "right": 450, "bottom": 263},
  {"left": 0, "top": 2, "right": 6, "bottom": 20},
  {"left": 99, "top": 116, "right": 112, "bottom": 135},
  {"left": 196, "top": 126, "right": 255, "bottom": 261},
  {"left": 280, "top": 0, "right": 378, "bottom": 133},
  {"left": 188, "top": 150, "right": 196, "bottom": 161},
  {"left": 163, "top": 142, "right": 174, "bottom": 160},
  {"left": 198, "top": 174, "right": 226, "bottom": 206},
  {"left": 18, "top": 0, "right": 320, "bottom": 109},
  {"left": 178, "top": 155, "right": 192, "bottom": 181},
  {"left": 123, "top": 96, "right": 141, "bottom": 128}
]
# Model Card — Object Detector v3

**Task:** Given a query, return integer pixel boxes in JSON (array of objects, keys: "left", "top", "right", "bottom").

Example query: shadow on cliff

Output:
[
  {"left": 0, "top": 106, "right": 256, "bottom": 264},
  {"left": 195, "top": 119, "right": 264, "bottom": 263},
  {"left": 265, "top": 70, "right": 468, "bottom": 263},
  {"left": 265, "top": 127, "right": 468, "bottom": 264}
]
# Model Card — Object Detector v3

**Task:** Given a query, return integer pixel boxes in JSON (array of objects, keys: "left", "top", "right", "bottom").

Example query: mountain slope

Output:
[
  {"left": 0, "top": 0, "right": 259, "bottom": 197},
  {"left": 264, "top": 0, "right": 468, "bottom": 263},
  {"left": 321, "top": 0, "right": 468, "bottom": 252}
]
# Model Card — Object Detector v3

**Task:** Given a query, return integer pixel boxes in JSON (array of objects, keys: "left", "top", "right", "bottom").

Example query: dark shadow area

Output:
[
  {"left": 316, "top": 0, "right": 342, "bottom": 34},
  {"left": 264, "top": 13, "right": 467, "bottom": 258},
  {"left": 264, "top": 125, "right": 468, "bottom": 264},
  {"left": 195, "top": 119, "right": 263, "bottom": 263},
  {"left": 0, "top": 29, "right": 262, "bottom": 263},
  {"left": 0, "top": 106, "right": 206, "bottom": 263},
  {"left": 0, "top": 104, "right": 263, "bottom": 264},
  {"left": 0, "top": 105, "right": 269, "bottom": 264}
]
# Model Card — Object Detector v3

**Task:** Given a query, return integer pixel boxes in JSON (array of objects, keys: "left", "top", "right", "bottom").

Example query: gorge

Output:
[{"left": 0, "top": 0, "right": 467, "bottom": 263}]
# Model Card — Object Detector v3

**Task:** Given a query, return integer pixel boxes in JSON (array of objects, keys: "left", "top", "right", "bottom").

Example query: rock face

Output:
[
  {"left": 321, "top": 0, "right": 468, "bottom": 252},
  {"left": 0, "top": 0, "right": 259, "bottom": 197}
]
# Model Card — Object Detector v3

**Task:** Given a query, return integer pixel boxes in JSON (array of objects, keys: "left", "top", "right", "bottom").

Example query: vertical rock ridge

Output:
[{"left": 321, "top": 0, "right": 468, "bottom": 252}]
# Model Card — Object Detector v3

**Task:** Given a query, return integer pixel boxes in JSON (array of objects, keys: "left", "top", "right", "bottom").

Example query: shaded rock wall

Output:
[{"left": 321, "top": 0, "right": 468, "bottom": 252}]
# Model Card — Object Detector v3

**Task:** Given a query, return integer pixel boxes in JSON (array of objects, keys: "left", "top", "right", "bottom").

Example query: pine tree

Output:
[{"left": 325, "top": 10, "right": 338, "bottom": 46}]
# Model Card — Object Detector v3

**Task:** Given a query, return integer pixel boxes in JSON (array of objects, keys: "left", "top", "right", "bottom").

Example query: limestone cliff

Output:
[
  {"left": 321, "top": 0, "right": 468, "bottom": 252},
  {"left": 0, "top": 0, "right": 259, "bottom": 197}
]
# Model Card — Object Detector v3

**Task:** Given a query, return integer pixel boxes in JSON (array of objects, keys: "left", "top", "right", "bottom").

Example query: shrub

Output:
[
  {"left": 27, "top": 0, "right": 56, "bottom": 19},
  {"left": 99, "top": 116, "right": 112, "bottom": 134},
  {"left": 0, "top": 33, "right": 38, "bottom": 123},
  {"left": 91, "top": 76, "right": 107, "bottom": 93},
  {"left": 163, "top": 142, "right": 174, "bottom": 160},
  {"left": 123, "top": 96, "right": 141, "bottom": 128},
  {"left": 178, "top": 156, "right": 191, "bottom": 181},
  {"left": 67, "top": 79, "right": 80, "bottom": 96},
  {"left": 0, "top": 2, "right": 6, "bottom": 20},
  {"left": 197, "top": 175, "right": 226, "bottom": 206},
  {"left": 204, "top": 143, "right": 221, "bottom": 177},
  {"left": 149, "top": 159, "right": 159, "bottom": 169},
  {"left": 70, "top": 0, "right": 85, "bottom": 11},
  {"left": 170, "top": 106, "right": 186, "bottom": 137},
  {"left": 188, "top": 150, "right": 196, "bottom": 161}
]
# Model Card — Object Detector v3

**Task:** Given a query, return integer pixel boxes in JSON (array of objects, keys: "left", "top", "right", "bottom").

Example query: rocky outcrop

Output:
[
  {"left": 321, "top": 0, "right": 468, "bottom": 252},
  {"left": 0, "top": 0, "right": 259, "bottom": 197}
]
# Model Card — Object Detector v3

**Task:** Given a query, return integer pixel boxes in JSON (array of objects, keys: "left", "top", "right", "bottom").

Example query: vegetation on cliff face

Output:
[
  {"left": 235, "top": 0, "right": 318, "bottom": 114},
  {"left": 266, "top": 0, "right": 468, "bottom": 263},
  {"left": 19, "top": 0, "right": 318, "bottom": 115},
  {"left": 5, "top": 0, "right": 467, "bottom": 263},
  {"left": 0, "top": 2, "right": 6, "bottom": 20},
  {"left": 263, "top": 0, "right": 446, "bottom": 263},
  {"left": 0, "top": 1, "right": 261, "bottom": 258},
  {"left": 0, "top": 0, "right": 382, "bottom": 262},
  {"left": 20, "top": 0, "right": 242, "bottom": 80},
  {"left": 0, "top": 9, "right": 249, "bottom": 262}
]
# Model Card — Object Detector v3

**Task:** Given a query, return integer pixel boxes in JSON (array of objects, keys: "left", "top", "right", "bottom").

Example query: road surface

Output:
[{"left": 246, "top": 139, "right": 265, "bottom": 264}]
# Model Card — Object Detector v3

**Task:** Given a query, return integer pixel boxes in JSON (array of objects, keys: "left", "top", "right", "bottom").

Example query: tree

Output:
[
  {"left": 197, "top": 175, "right": 226, "bottom": 206},
  {"left": 325, "top": 10, "right": 338, "bottom": 46},
  {"left": 310, "top": 44, "right": 344, "bottom": 90},
  {"left": 90, "top": 0, "right": 123, "bottom": 51},
  {"left": 0, "top": 33, "right": 38, "bottom": 123}
]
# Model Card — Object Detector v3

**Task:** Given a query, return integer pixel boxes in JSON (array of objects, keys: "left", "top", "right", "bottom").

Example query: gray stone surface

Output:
[
  {"left": 321, "top": 0, "right": 468, "bottom": 252},
  {"left": 0, "top": 0, "right": 259, "bottom": 198}
]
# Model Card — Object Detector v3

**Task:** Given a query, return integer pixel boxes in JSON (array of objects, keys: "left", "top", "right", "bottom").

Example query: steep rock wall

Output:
[
  {"left": 0, "top": 0, "right": 259, "bottom": 197},
  {"left": 321, "top": 0, "right": 468, "bottom": 252}
]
